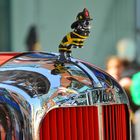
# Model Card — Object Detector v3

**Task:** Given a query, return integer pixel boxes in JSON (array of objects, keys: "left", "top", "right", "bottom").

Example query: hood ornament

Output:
[{"left": 52, "top": 8, "right": 92, "bottom": 75}]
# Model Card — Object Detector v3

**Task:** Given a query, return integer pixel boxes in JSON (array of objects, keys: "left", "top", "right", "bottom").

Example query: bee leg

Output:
[
  {"left": 66, "top": 52, "right": 71, "bottom": 61},
  {"left": 58, "top": 51, "right": 67, "bottom": 62}
]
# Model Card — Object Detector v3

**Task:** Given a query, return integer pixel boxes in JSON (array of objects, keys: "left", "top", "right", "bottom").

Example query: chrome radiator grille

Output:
[
  {"left": 40, "top": 104, "right": 130, "bottom": 140},
  {"left": 40, "top": 106, "right": 99, "bottom": 140}
]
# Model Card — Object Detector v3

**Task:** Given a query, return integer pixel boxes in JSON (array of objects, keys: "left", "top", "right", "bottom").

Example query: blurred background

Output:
[
  {"left": 0, "top": 0, "right": 139, "bottom": 68},
  {"left": 1, "top": 0, "right": 140, "bottom": 139}
]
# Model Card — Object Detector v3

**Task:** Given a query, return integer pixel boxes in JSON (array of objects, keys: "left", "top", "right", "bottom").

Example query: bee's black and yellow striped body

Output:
[
  {"left": 59, "top": 31, "right": 88, "bottom": 54},
  {"left": 51, "top": 8, "right": 92, "bottom": 75}
]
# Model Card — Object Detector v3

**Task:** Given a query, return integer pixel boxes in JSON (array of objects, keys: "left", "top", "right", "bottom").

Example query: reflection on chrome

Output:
[
  {"left": 0, "top": 52, "right": 129, "bottom": 140},
  {"left": 0, "top": 70, "right": 50, "bottom": 97}
]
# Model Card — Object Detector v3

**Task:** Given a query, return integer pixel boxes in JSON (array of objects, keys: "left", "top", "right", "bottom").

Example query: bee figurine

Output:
[
  {"left": 51, "top": 8, "right": 92, "bottom": 75},
  {"left": 59, "top": 8, "right": 92, "bottom": 61}
]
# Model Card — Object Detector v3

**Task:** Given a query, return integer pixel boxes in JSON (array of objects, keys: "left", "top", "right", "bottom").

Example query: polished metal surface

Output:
[{"left": 0, "top": 52, "right": 129, "bottom": 140}]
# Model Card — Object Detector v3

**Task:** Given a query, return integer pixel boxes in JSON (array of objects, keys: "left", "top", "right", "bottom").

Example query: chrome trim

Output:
[
  {"left": 98, "top": 106, "right": 104, "bottom": 140},
  {"left": 0, "top": 52, "right": 130, "bottom": 140}
]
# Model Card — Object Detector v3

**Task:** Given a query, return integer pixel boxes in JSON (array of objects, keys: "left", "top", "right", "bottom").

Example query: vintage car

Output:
[{"left": 0, "top": 52, "right": 130, "bottom": 140}]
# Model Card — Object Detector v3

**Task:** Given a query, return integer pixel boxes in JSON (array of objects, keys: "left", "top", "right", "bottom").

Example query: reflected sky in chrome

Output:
[{"left": 0, "top": 52, "right": 129, "bottom": 140}]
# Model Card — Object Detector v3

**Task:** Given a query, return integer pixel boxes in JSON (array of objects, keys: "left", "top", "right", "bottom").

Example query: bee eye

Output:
[{"left": 83, "top": 20, "right": 90, "bottom": 26}]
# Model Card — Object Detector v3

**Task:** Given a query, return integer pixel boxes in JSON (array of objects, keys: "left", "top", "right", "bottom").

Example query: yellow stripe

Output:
[
  {"left": 72, "top": 38, "right": 85, "bottom": 42},
  {"left": 72, "top": 42, "right": 84, "bottom": 46},
  {"left": 67, "top": 33, "right": 73, "bottom": 43},
  {"left": 59, "top": 48, "right": 71, "bottom": 51},
  {"left": 60, "top": 33, "right": 73, "bottom": 46},
  {"left": 61, "top": 42, "right": 69, "bottom": 46},
  {"left": 73, "top": 32, "right": 88, "bottom": 39},
  {"left": 61, "top": 41, "right": 83, "bottom": 46}
]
